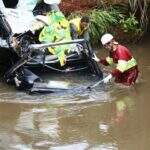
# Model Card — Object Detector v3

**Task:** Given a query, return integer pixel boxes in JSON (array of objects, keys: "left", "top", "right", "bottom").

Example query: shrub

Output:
[
  {"left": 67, "top": 7, "right": 143, "bottom": 44},
  {"left": 120, "top": 14, "right": 142, "bottom": 34}
]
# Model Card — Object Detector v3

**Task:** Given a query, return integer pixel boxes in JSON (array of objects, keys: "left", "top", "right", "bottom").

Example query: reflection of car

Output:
[{"left": 0, "top": 2, "right": 103, "bottom": 93}]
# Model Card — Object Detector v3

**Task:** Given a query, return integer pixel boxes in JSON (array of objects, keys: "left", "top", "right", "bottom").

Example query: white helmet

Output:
[
  {"left": 44, "top": 0, "right": 61, "bottom": 4},
  {"left": 101, "top": 33, "right": 113, "bottom": 45}
]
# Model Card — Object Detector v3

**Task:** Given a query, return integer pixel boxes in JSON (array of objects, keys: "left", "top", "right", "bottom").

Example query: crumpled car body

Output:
[{"left": 0, "top": 0, "right": 103, "bottom": 93}]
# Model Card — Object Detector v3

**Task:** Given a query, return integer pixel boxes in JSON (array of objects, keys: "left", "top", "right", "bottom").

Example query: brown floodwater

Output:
[{"left": 0, "top": 38, "right": 150, "bottom": 150}]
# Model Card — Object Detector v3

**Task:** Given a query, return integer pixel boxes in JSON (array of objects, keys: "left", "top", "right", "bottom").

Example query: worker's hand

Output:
[
  {"left": 102, "top": 67, "right": 111, "bottom": 74},
  {"left": 35, "top": 15, "right": 49, "bottom": 25},
  {"left": 103, "top": 74, "right": 112, "bottom": 83},
  {"left": 92, "top": 53, "right": 100, "bottom": 62},
  {"left": 30, "top": 20, "right": 45, "bottom": 33}
]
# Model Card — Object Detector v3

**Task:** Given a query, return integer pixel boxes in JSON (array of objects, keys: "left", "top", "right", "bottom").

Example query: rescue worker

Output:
[
  {"left": 93, "top": 33, "right": 139, "bottom": 86},
  {"left": 69, "top": 16, "right": 90, "bottom": 42},
  {"left": 35, "top": 0, "right": 72, "bottom": 66}
]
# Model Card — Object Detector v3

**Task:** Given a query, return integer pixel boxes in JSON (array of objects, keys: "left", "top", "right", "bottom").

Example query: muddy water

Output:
[{"left": 0, "top": 38, "right": 150, "bottom": 150}]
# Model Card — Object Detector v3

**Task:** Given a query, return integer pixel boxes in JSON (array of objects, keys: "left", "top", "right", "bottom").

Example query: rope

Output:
[
  {"left": 88, "top": 78, "right": 104, "bottom": 89},
  {"left": 86, "top": 75, "right": 111, "bottom": 90}
]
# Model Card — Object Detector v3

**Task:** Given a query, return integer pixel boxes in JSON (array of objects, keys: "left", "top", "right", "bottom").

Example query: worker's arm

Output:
[
  {"left": 111, "top": 69, "right": 122, "bottom": 77},
  {"left": 70, "top": 23, "right": 78, "bottom": 39},
  {"left": 92, "top": 54, "right": 108, "bottom": 66},
  {"left": 79, "top": 29, "right": 93, "bottom": 50},
  {"left": 82, "top": 30, "right": 90, "bottom": 42}
]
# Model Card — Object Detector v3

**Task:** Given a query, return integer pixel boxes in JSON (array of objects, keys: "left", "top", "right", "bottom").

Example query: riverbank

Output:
[{"left": 60, "top": 0, "right": 150, "bottom": 44}]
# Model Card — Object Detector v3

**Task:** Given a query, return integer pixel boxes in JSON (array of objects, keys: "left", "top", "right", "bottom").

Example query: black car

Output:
[{"left": 0, "top": 1, "right": 103, "bottom": 93}]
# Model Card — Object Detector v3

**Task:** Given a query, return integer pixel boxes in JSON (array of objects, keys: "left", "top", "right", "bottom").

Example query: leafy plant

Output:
[
  {"left": 120, "top": 14, "right": 142, "bottom": 34},
  {"left": 67, "top": 5, "right": 144, "bottom": 44},
  {"left": 88, "top": 8, "right": 122, "bottom": 44},
  {"left": 128, "top": 0, "right": 149, "bottom": 31}
]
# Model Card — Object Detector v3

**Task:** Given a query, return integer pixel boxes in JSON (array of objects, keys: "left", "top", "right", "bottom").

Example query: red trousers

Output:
[{"left": 114, "top": 66, "right": 139, "bottom": 86}]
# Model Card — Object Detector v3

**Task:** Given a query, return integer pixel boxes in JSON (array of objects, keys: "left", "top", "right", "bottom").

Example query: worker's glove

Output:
[
  {"left": 92, "top": 53, "right": 100, "bottom": 62},
  {"left": 14, "top": 76, "right": 21, "bottom": 87},
  {"left": 103, "top": 74, "right": 112, "bottom": 84},
  {"left": 30, "top": 20, "right": 45, "bottom": 33},
  {"left": 35, "top": 15, "right": 49, "bottom": 25}
]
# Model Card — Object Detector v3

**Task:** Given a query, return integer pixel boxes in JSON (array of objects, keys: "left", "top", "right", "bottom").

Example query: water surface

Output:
[{"left": 0, "top": 38, "right": 150, "bottom": 150}]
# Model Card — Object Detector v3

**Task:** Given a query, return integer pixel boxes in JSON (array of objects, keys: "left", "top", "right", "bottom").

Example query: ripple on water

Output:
[
  {"left": 0, "top": 82, "right": 114, "bottom": 105},
  {"left": 50, "top": 141, "right": 89, "bottom": 150}
]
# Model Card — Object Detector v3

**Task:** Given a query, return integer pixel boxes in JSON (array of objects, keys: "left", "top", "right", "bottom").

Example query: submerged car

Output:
[{"left": 0, "top": 0, "right": 103, "bottom": 93}]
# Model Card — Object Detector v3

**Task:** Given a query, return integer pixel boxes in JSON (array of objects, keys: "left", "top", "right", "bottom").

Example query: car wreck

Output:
[{"left": 0, "top": 0, "right": 103, "bottom": 93}]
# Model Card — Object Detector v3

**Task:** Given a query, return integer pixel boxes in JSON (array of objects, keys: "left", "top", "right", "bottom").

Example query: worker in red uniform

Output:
[{"left": 93, "top": 33, "right": 139, "bottom": 86}]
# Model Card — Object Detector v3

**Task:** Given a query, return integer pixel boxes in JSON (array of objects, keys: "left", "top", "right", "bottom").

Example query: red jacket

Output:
[{"left": 100, "top": 45, "right": 139, "bottom": 86}]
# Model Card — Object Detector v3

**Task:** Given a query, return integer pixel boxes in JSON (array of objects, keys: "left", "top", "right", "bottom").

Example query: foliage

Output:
[
  {"left": 88, "top": 8, "right": 122, "bottom": 43},
  {"left": 88, "top": 7, "right": 143, "bottom": 44},
  {"left": 119, "top": 14, "right": 142, "bottom": 33},
  {"left": 67, "top": 6, "right": 144, "bottom": 44},
  {"left": 128, "top": 0, "right": 149, "bottom": 31}
]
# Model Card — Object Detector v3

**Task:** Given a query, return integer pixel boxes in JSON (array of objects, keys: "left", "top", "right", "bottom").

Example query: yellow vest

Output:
[
  {"left": 69, "top": 18, "right": 84, "bottom": 36},
  {"left": 106, "top": 56, "right": 137, "bottom": 72}
]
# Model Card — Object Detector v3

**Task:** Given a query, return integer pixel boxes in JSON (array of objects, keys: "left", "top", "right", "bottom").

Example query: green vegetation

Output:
[
  {"left": 88, "top": 9, "right": 119, "bottom": 43},
  {"left": 69, "top": 4, "right": 146, "bottom": 44},
  {"left": 128, "top": 0, "right": 149, "bottom": 31},
  {"left": 119, "top": 14, "right": 142, "bottom": 33}
]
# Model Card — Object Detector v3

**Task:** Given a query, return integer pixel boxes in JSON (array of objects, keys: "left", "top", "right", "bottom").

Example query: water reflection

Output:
[
  {"left": 12, "top": 103, "right": 119, "bottom": 149},
  {"left": 0, "top": 103, "right": 24, "bottom": 149},
  {"left": 50, "top": 142, "right": 89, "bottom": 150}
]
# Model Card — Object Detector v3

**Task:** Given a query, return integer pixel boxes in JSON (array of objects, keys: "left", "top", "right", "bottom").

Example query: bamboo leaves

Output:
[
  {"left": 89, "top": 9, "right": 121, "bottom": 44},
  {"left": 67, "top": 0, "right": 148, "bottom": 44},
  {"left": 119, "top": 14, "right": 141, "bottom": 33},
  {"left": 128, "top": 0, "right": 149, "bottom": 31},
  {"left": 88, "top": 7, "right": 143, "bottom": 44}
]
